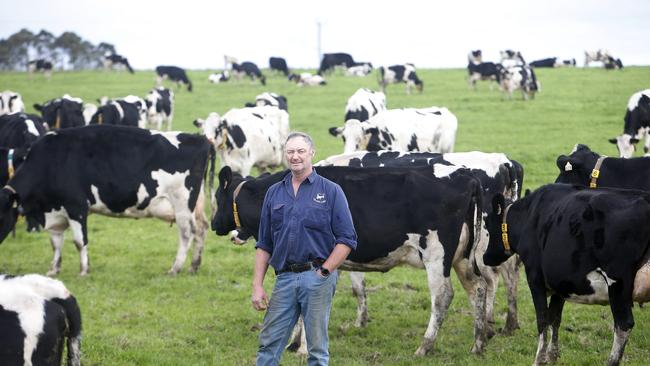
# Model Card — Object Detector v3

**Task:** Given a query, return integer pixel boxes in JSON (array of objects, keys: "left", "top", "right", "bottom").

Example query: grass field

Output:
[{"left": 1, "top": 66, "right": 650, "bottom": 365}]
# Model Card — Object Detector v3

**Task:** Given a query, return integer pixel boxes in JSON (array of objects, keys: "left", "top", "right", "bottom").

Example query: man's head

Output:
[{"left": 285, "top": 132, "right": 315, "bottom": 176}]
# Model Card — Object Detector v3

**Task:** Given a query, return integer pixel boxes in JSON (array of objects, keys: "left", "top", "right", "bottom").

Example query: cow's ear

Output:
[
  {"left": 365, "top": 127, "right": 379, "bottom": 136},
  {"left": 193, "top": 119, "right": 204, "bottom": 128},
  {"left": 608, "top": 138, "right": 618, "bottom": 144},
  {"left": 556, "top": 155, "right": 579, "bottom": 172},
  {"left": 328, "top": 127, "right": 342, "bottom": 137},
  {"left": 218, "top": 166, "right": 232, "bottom": 190},
  {"left": 33, "top": 104, "right": 43, "bottom": 112},
  {"left": 631, "top": 138, "right": 640, "bottom": 144},
  {"left": 492, "top": 194, "right": 505, "bottom": 215},
  {"left": 524, "top": 189, "right": 531, "bottom": 197}
]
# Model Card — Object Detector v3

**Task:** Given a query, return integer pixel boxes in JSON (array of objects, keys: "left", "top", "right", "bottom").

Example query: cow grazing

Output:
[
  {"left": 88, "top": 95, "right": 147, "bottom": 128},
  {"left": 194, "top": 105, "right": 289, "bottom": 176},
  {"left": 208, "top": 71, "right": 230, "bottom": 84},
  {"left": 0, "top": 125, "right": 212, "bottom": 276},
  {"left": 246, "top": 92, "right": 288, "bottom": 111},
  {"left": 605, "top": 56, "right": 624, "bottom": 70},
  {"left": 609, "top": 90, "right": 650, "bottom": 158},
  {"left": 529, "top": 57, "right": 576, "bottom": 68},
  {"left": 34, "top": 95, "right": 86, "bottom": 130},
  {"left": 345, "top": 62, "right": 373, "bottom": 77},
  {"left": 144, "top": 87, "right": 174, "bottom": 131},
  {"left": 317, "top": 52, "right": 355, "bottom": 75},
  {"left": 231, "top": 62, "right": 266, "bottom": 85},
  {"left": 499, "top": 65, "right": 539, "bottom": 100},
  {"left": 499, "top": 50, "right": 526, "bottom": 67},
  {"left": 329, "top": 107, "right": 457, "bottom": 154},
  {"left": 378, "top": 64, "right": 423, "bottom": 94},
  {"left": 288, "top": 72, "right": 326, "bottom": 86},
  {"left": 156, "top": 66, "right": 193, "bottom": 92},
  {"left": 584, "top": 49, "right": 611, "bottom": 67},
  {"left": 214, "top": 164, "right": 488, "bottom": 355},
  {"left": 0, "top": 90, "right": 25, "bottom": 116},
  {"left": 103, "top": 53, "right": 134, "bottom": 73},
  {"left": 269, "top": 57, "right": 289, "bottom": 76},
  {"left": 344, "top": 88, "right": 386, "bottom": 122},
  {"left": 0, "top": 274, "right": 82, "bottom": 366},
  {"left": 27, "top": 59, "right": 53, "bottom": 79},
  {"left": 467, "top": 62, "right": 504, "bottom": 90},
  {"left": 468, "top": 50, "right": 483, "bottom": 64},
  {"left": 484, "top": 183, "right": 650, "bottom": 365}
]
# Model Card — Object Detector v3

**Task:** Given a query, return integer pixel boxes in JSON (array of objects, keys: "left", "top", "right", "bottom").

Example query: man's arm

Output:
[
  {"left": 252, "top": 248, "right": 271, "bottom": 311},
  {"left": 320, "top": 243, "right": 351, "bottom": 274}
]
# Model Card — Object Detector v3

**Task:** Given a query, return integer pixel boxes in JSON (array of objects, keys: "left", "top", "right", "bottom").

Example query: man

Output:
[{"left": 252, "top": 132, "right": 357, "bottom": 366}]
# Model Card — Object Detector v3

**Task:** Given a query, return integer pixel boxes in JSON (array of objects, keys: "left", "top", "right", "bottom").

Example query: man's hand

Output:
[{"left": 251, "top": 285, "right": 269, "bottom": 311}]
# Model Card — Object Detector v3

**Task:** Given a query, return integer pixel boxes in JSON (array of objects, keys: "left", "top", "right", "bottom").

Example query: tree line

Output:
[{"left": 0, "top": 28, "right": 117, "bottom": 71}]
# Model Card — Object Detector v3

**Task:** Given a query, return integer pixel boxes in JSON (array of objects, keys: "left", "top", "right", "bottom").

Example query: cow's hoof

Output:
[
  {"left": 188, "top": 267, "right": 199, "bottom": 275},
  {"left": 286, "top": 342, "right": 301, "bottom": 353},
  {"left": 414, "top": 347, "right": 428, "bottom": 357},
  {"left": 79, "top": 271, "right": 89, "bottom": 277},
  {"left": 167, "top": 269, "right": 179, "bottom": 276},
  {"left": 46, "top": 270, "right": 59, "bottom": 277},
  {"left": 501, "top": 323, "right": 520, "bottom": 336},
  {"left": 470, "top": 342, "right": 485, "bottom": 354}
]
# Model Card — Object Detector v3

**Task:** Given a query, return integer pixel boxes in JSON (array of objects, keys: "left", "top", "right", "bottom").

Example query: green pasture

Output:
[{"left": 1, "top": 66, "right": 649, "bottom": 365}]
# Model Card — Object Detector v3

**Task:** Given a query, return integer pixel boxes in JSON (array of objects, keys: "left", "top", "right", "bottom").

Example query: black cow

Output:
[
  {"left": 0, "top": 113, "right": 46, "bottom": 148},
  {"left": 231, "top": 62, "right": 266, "bottom": 85},
  {"left": 89, "top": 95, "right": 146, "bottom": 128},
  {"left": 269, "top": 57, "right": 289, "bottom": 76},
  {"left": 555, "top": 144, "right": 650, "bottom": 192},
  {"left": 467, "top": 62, "right": 504, "bottom": 90},
  {"left": 0, "top": 125, "right": 212, "bottom": 276},
  {"left": 214, "top": 165, "right": 488, "bottom": 355},
  {"left": 318, "top": 52, "right": 355, "bottom": 75},
  {"left": 33, "top": 95, "right": 86, "bottom": 130},
  {"left": 103, "top": 53, "right": 134, "bottom": 73},
  {"left": 378, "top": 64, "right": 423, "bottom": 94},
  {"left": 609, "top": 90, "right": 650, "bottom": 158},
  {"left": 0, "top": 274, "right": 82, "bottom": 366},
  {"left": 156, "top": 66, "right": 193, "bottom": 92},
  {"left": 484, "top": 183, "right": 650, "bottom": 365}
]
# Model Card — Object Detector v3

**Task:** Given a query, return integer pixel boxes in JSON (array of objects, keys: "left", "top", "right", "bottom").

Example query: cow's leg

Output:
[
  {"left": 643, "top": 131, "right": 650, "bottom": 155},
  {"left": 189, "top": 189, "right": 208, "bottom": 273},
  {"left": 69, "top": 217, "right": 90, "bottom": 276},
  {"left": 47, "top": 229, "right": 66, "bottom": 276},
  {"left": 286, "top": 317, "right": 307, "bottom": 355},
  {"left": 166, "top": 115, "right": 173, "bottom": 131},
  {"left": 455, "top": 258, "right": 496, "bottom": 339},
  {"left": 155, "top": 76, "right": 163, "bottom": 87},
  {"left": 544, "top": 294, "right": 564, "bottom": 364},
  {"left": 527, "top": 270, "right": 550, "bottom": 366},
  {"left": 499, "top": 255, "right": 521, "bottom": 335},
  {"left": 350, "top": 271, "right": 369, "bottom": 327},
  {"left": 607, "top": 277, "right": 635, "bottom": 366},
  {"left": 169, "top": 210, "right": 194, "bottom": 275}
]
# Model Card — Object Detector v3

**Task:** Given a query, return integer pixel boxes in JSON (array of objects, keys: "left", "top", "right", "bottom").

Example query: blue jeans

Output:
[{"left": 256, "top": 268, "right": 338, "bottom": 366}]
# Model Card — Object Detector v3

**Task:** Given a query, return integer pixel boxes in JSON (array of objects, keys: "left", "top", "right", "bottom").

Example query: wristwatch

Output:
[{"left": 319, "top": 266, "right": 331, "bottom": 277}]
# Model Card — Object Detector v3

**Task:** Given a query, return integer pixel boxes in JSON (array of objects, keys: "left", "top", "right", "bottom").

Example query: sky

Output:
[{"left": 2, "top": 0, "right": 649, "bottom": 70}]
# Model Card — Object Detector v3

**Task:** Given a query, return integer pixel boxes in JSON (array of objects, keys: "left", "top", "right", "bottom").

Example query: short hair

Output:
[{"left": 286, "top": 131, "right": 315, "bottom": 150}]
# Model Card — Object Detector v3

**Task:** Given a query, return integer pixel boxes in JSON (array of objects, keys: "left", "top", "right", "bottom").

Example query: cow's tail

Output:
[
  {"left": 206, "top": 144, "right": 217, "bottom": 217},
  {"left": 469, "top": 176, "right": 484, "bottom": 276},
  {"left": 52, "top": 295, "right": 82, "bottom": 366}
]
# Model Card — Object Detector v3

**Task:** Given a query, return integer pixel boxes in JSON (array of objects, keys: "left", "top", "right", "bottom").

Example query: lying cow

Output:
[
  {"left": 34, "top": 94, "right": 86, "bottom": 130},
  {"left": 344, "top": 88, "right": 386, "bottom": 122},
  {"left": 194, "top": 106, "right": 289, "bottom": 176},
  {"left": 329, "top": 107, "right": 457, "bottom": 154},
  {"left": 269, "top": 57, "right": 289, "bottom": 76},
  {"left": 144, "top": 87, "right": 174, "bottom": 131},
  {"left": 231, "top": 62, "right": 266, "bottom": 85},
  {"left": 0, "top": 125, "right": 212, "bottom": 276},
  {"left": 0, "top": 274, "right": 82, "bottom": 366},
  {"left": 156, "top": 65, "right": 193, "bottom": 92},
  {"left": 345, "top": 62, "right": 373, "bottom": 77},
  {"left": 88, "top": 95, "right": 147, "bottom": 128},
  {"left": 208, "top": 71, "right": 230, "bottom": 84},
  {"left": 318, "top": 52, "right": 355, "bottom": 75},
  {"left": 103, "top": 52, "right": 134, "bottom": 73},
  {"left": 379, "top": 64, "right": 423, "bottom": 94},
  {"left": 215, "top": 164, "right": 488, "bottom": 355},
  {"left": 467, "top": 62, "right": 504, "bottom": 90},
  {"left": 245, "top": 92, "right": 288, "bottom": 111},
  {"left": 529, "top": 57, "right": 576, "bottom": 68},
  {"left": 499, "top": 65, "right": 539, "bottom": 100},
  {"left": 609, "top": 89, "right": 650, "bottom": 158},
  {"left": 0, "top": 90, "right": 25, "bottom": 116},
  {"left": 484, "top": 184, "right": 650, "bottom": 365},
  {"left": 288, "top": 73, "right": 326, "bottom": 86}
]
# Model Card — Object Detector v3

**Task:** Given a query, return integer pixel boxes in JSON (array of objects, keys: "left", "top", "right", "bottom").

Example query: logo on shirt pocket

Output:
[{"left": 313, "top": 193, "right": 326, "bottom": 204}]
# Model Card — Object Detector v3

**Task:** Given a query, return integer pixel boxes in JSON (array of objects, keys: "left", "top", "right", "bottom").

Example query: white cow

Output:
[
  {"left": 288, "top": 73, "right": 326, "bottom": 86},
  {"left": 344, "top": 88, "right": 386, "bottom": 122},
  {"left": 0, "top": 90, "right": 25, "bottom": 116},
  {"left": 584, "top": 49, "right": 611, "bottom": 67}
]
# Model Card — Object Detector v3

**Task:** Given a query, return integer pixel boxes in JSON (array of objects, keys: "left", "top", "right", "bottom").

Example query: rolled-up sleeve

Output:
[
  {"left": 255, "top": 190, "right": 273, "bottom": 254},
  {"left": 330, "top": 185, "right": 357, "bottom": 250}
]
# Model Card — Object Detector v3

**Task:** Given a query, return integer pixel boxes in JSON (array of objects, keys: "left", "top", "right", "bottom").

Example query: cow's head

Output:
[
  {"left": 555, "top": 144, "right": 600, "bottom": 185},
  {"left": 213, "top": 166, "right": 246, "bottom": 240},
  {"left": 35, "top": 96, "right": 84, "bottom": 129},
  {"left": 483, "top": 193, "right": 515, "bottom": 267},
  {"left": 0, "top": 188, "right": 19, "bottom": 243},
  {"left": 193, "top": 112, "right": 221, "bottom": 144},
  {"left": 609, "top": 134, "right": 639, "bottom": 158},
  {"left": 328, "top": 119, "right": 374, "bottom": 153}
]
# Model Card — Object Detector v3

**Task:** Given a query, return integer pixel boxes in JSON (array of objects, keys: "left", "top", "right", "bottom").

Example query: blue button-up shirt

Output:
[{"left": 256, "top": 170, "right": 357, "bottom": 271}]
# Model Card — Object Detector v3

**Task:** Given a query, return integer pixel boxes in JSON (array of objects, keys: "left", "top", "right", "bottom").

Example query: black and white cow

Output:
[
  {"left": 467, "top": 62, "right": 504, "bottom": 90},
  {"left": 144, "top": 87, "right": 174, "bottom": 131},
  {"left": 468, "top": 50, "right": 483, "bottom": 64},
  {"left": 345, "top": 62, "right": 373, "bottom": 77},
  {"left": 344, "top": 88, "right": 386, "bottom": 122},
  {"left": 0, "top": 274, "right": 82, "bottom": 366},
  {"left": 0, "top": 125, "right": 212, "bottom": 276},
  {"left": 0, "top": 90, "right": 25, "bottom": 116},
  {"left": 88, "top": 95, "right": 147, "bottom": 128},
  {"left": 317, "top": 52, "right": 355, "bottom": 75},
  {"left": 288, "top": 72, "right": 326, "bottom": 86},
  {"left": 609, "top": 89, "right": 650, "bottom": 158},
  {"left": 231, "top": 62, "right": 266, "bottom": 85},
  {"left": 483, "top": 183, "right": 650, "bottom": 366},
  {"left": 269, "top": 57, "right": 289, "bottom": 76},
  {"left": 27, "top": 59, "right": 53, "bottom": 79},
  {"left": 155, "top": 66, "right": 193, "bottom": 92},
  {"left": 34, "top": 95, "right": 86, "bottom": 130},
  {"left": 103, "top": 53, "right": 134, "bottom": 73},
  {"left": 499, "top": 50, "right": 526, "bottom": 67},
  {"left": 499, "top": 65, "right": 539, "bottom": 100},
  {"left": 584, "top": 49, "right": 611, "bottom": 67},
  {"left": 246, "top": 92, "right": 288, "bottom": 111},
  {"left": 529, "top": 57, "right": 576, "bottom": 68},
  {"left": 378, "top": 64, "right": 423, "bottom": 94},
  {"left": 194, "top": 105, "right": 289, "bottom": 176},
  {"left": 0, "top": 113, "right": 46, "bottom": 148},
  {"left": 314, "top": 150, "right": 524, "bottom": 337},
  {"left": 555, "top": 144, "right": 650, "bottom": 192},
  {"left": 208, "top": 71, "right": 230, "bottom": 84},
  {"left": 214, "top": 164, "right": 488, "bottom": 355},
  {"left": 329, "top": 107, "right": 457, "bottom": 154}
]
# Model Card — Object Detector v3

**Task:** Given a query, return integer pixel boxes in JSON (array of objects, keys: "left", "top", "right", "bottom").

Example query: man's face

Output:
[{"left": 285, "top": 137, "right": 314, "bottom": 175}]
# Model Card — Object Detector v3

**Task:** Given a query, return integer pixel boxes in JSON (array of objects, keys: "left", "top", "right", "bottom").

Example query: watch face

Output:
[{"left": 321, "top": 267, "right": 330, "bottom": 276}]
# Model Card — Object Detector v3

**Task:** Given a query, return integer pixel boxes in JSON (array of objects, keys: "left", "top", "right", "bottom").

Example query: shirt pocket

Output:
[
  {"left": 303, "top": 205, "right": 331, "bottom": 233},
  {"left": 271, "top": 203, "right": 285, "bottom": 231}
]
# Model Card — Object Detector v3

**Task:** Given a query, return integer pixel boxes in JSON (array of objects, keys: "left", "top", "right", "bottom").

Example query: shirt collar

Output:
[{"left": 283, "top": 169, "right": 319, "bottom": 185}]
